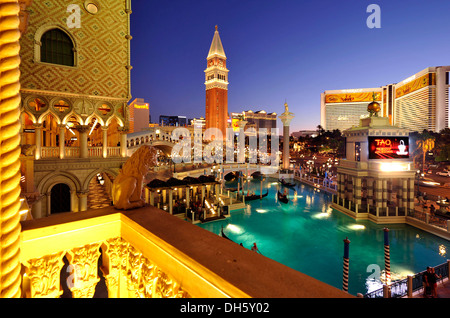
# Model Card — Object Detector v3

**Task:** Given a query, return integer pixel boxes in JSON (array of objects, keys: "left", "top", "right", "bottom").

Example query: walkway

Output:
[{"left": 413, "top": 278, "right": 450, "bottom": 298}]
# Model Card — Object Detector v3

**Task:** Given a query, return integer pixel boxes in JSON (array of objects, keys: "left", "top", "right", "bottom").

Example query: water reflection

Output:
[{"left": 203, "top": 177, "right": 450, "bottom": 296}]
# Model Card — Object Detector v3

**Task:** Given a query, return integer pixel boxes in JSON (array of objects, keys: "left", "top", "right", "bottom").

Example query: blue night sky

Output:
[{"left": 130, "top": 0, "right": 450, "bottom": 132}]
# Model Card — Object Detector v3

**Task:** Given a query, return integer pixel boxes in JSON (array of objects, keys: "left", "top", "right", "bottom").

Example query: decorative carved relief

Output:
[
  {"left": 22, "top": 238, "right": 190, "bottom": 298},
  {"left": 126, "top": 245, "right": 143, "bottom": 297},
  {"left": 23, "top": 251, "right": 66, "bottom": 298},
  {"left": 101, "top": 237, "right": 123, "bottom": 297},
  {"left": 66, "top": 243, "right": 101, "bottom": 298}
]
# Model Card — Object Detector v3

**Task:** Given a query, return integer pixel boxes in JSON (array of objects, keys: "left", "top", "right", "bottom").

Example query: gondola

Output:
[
  {"left": 221, "top": 226, "right": 233, "bottom": 241},
  {"left": 244, "top": 191, "right": 269, "bottom": 201},
  {"left": 277, "top": 191, "right": 289, "bottom": 204},
  {"left": 279, "top": 179, "right": 296, "bottom": 188}
]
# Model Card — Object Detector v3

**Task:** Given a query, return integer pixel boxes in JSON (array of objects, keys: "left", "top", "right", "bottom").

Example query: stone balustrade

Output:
[{"left": 40, "top": 146, "right": 121, "bottom": 159}]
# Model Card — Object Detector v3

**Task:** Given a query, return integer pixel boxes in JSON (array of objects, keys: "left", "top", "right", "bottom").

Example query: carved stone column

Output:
[
  {"left": 33, "top": 123, "right": 42, "bottom": 159},
  {"left": 22, "top": 251, "right": 66, "bottom": 298},
  {"left": 77, "top": 125, "right": 89, "bottom": 158},
  {"left": 119, "top": 127, "right": 128, "bottom": 157},
  {"left": 102, "top": 125, "right": 108, "bottom": 158},
  {"left": 0, "top": 0, "right": 22, "bottom": 298},
  {"left": 77, "top": 190, "right": 89, "bottom": 212},
  {"left": 58, "top": 124, "right": 65, "bottom": 159},
  {"left": 66, "top": 243, "right": 101, "bottom": 298}
]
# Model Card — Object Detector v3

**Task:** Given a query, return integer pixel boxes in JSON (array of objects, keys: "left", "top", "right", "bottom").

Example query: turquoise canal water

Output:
[{"left": 197, "top": 178, "right": 450, "bottom": 296}]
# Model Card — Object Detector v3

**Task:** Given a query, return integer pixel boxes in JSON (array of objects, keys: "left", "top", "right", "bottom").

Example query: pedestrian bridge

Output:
[
  {"left": 126, "top": 129, "right": 178, "bottom": 156},
  {"left": 173, "top": 163, "right": 279, "bottom": 179}
]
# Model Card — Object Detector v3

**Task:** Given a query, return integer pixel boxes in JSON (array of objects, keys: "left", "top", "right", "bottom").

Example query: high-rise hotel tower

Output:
[
  {"left": 205, "top": 26, "right": 229, "bottom": 136},
  {"left": 321, "top": 66, "right": 450, "bottom": 133}
]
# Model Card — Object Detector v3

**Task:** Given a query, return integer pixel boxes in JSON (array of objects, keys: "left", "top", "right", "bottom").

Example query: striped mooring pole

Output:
[
  {"left": 383, "top": 228, "right": 391, "bottom": 285},
  {"left": 342, "top": 237, "right": 350, "bottom": 292}
]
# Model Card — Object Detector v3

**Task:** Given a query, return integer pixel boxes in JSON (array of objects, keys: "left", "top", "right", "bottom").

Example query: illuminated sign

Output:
[
  {"left": 368, "top": 136, "right": 409, "bottom": 159},
  {"left": 134, "top": 103, "right": 149, "bottom": 109},
  {"left": 325, "top": 92, "right": 381, "bottom": 104},
  {"left": 395, "top": 73, "right": 435, "bottom": 98},
  {"left": 231, "top": 118, "right": 240, "bottom": 132}
]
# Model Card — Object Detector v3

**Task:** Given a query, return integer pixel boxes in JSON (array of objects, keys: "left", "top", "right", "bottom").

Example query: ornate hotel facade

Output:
[
  {"left": 18, "top": 0, "right": 132, "bottom": 217},
  {"left": 321, "top": 66, "right": 450, "bottom": 133}
]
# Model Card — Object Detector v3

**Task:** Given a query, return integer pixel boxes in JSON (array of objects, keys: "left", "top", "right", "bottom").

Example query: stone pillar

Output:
[
  {"left": 237, "top": 120, "right": 247, "bottom": 164},
  {"left": 402, "top": 179, "right": 408, "bottom": 209},
  {"left": 367, "top": 178, "right": 374, "bottom": 207},
  {"left": 34, "top": 123, "right": 43, "bottom": 160},
  {"left": 58, "top": 124, "right": 65, "bottom": 159},
  {"left": 186, "top": 188, "right": 190, "bottom": 208},
  {"left": 102, "top": 126, "right": 108, "bottom": 158},
  {"left": 150, "top": 191, "right": 154, "bottom": 206},
  {"left": 408, "top": 178, "right": 415, "bottom": 211},
  {"left": 375, "top": 179, "right": 383, "bottom": 208},
  {"left": 354, "top": 177, "right": 362, "bottom": 206},
  {"left": 337, "top": 173, "right": 344, "bottom": 204},
  {"left": 382, "top": 179, "right": 388, "bottom": 208},
  {"left": 119, "top": 127, "right": 128, "bottom": 157},
  {"left": 278, "top": 102, "right": 295, "bottom": 171},
  {"left": 169, "top": 189, "right": 173, "bottom": 214},
  {"left": 398, "top": 179, "right": 403, "bottom": 208},
  {"left": 78, "top": 125, "right": 89, "bottom": 158},
  {"left": 77, "top": 190, "right": 89, "bottom": 212}
]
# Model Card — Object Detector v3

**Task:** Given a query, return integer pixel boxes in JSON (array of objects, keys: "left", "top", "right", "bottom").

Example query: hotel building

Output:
[
  {"left": 129, "top": 98, "right": 150, "bottom": 133},
  {"left": 321, "top": 87, "right": 386, "bottom": 132},
  {"left": 394, "top": 66, "right": 449, "bottom": 132},
  {"left": 321, "top": 66, "right": 450, "bottom": 133},
  {"left": 18, "top": 0, "right": 131, "bottom": 217}
]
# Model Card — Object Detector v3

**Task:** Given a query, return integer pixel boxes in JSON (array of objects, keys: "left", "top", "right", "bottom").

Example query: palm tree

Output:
[
  {"left": 316, "top": 125, "right": 325, "bottom": 136},
  {"left": 414, "top": 130, "right": 435, "bottom": 171}
]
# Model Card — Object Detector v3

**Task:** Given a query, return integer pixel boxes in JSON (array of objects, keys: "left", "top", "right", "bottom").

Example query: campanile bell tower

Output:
[{"left": 205, "top": 25, "right": 229, "bottom": 136}]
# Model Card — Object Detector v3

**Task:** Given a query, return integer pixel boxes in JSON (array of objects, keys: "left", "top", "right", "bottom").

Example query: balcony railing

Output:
[
  {"left": 19, "top": 206, "right": 352, "bottom": 298},
  {"left": 40, "top": 147, "right": 121, "bottom": 159}
]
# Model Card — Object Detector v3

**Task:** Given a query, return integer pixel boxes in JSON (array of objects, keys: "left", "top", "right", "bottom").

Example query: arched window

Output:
[{"left": 40, "top": 28, "right": 74, "bottom": 66}]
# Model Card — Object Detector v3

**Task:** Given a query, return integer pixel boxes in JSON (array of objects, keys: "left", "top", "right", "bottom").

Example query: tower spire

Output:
[{"left": 207, "top": 25, "right": 226, "bottom": 59}]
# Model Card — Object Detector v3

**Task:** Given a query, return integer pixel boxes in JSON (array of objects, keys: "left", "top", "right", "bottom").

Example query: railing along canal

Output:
[{"left": 364, "top": 261, "right": 449, "bottom": 298}]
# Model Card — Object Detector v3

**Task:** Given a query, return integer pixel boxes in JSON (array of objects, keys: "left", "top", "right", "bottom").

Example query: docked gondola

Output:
[
  {"left": 244, "top": 191, "right": 269, "bottom": 201},
  {"left": 221, "top": 226, "right": 233, "bottom": 241},
  {"left": 277, "top": 191, "right": 289, "bottom": 204},
  {"left": 279, "top": 179, "right": 296, "bottom": 188}
]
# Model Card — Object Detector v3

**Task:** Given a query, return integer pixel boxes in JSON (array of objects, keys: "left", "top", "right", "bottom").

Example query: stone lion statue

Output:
[{"left": 112, "top": 145, "right": 158, "bottom": 210}]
